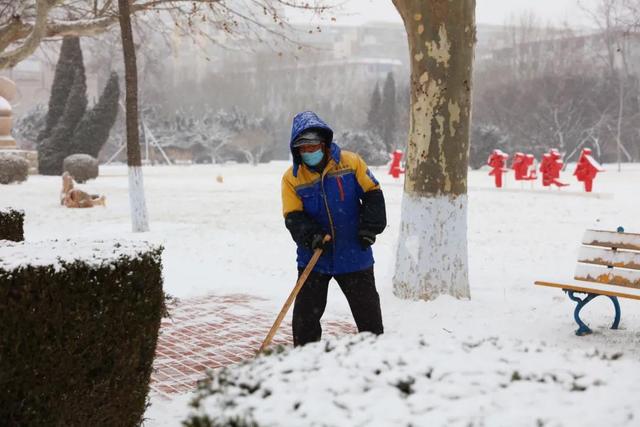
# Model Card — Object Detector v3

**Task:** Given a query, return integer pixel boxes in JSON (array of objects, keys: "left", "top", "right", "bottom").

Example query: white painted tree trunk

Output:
[
  {"left": 128, "top": 166, "right": 149, "bottom": 233},
  {"left": 392, "top": 0, "right": 475, "bottom": 300},
  {"left": 119, "top": 0, "right": 149, "bottom": 233},
  {"left": 393, "top": 193, "right": 469, "bottom": 300}
]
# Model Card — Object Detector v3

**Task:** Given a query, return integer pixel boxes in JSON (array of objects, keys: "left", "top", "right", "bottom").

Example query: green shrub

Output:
[
  {"left": 0, "top": 153, "right": 29, "bottom": 185},
  {"left": 0, "top": 208, "right": 24, "bottom": 241},
  {"left": 63, "top": 153, "right": 99, "bottom": 183},
  {"left": 0, "top": 240, "right": 166, "bottom": 426}
]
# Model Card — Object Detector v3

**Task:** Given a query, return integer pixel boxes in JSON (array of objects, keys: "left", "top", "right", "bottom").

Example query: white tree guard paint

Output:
[
  {"left": 393, "top": 192, "right": 470, "bottom": 301},
  {"left": 128, "top": 165, "right": 149, "bottom": 232}
]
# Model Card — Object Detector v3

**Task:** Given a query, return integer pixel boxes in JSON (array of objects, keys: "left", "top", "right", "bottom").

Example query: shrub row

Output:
[
  {"left": 0, "top": 208, "right": 24, "bottom": 241},
  {"left": 0, "top": 239, "right": 166, "bottom": 426}
]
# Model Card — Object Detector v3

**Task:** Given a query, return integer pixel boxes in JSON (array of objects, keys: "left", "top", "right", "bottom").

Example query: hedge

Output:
[
  {"left": 0, "top": 239, "right": 166, "bottom": 426},
  {"left": 0, "top": 208, "right": 24, "bottom": 241}
]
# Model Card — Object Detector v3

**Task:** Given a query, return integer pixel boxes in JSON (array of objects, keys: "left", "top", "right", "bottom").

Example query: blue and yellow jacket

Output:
[{"left": 282, "top": 111, "right": 387, "bottom": 275}]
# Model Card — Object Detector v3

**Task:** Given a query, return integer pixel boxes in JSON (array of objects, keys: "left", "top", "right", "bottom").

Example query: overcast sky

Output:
[{"left": 288, "top": 0, "right": 598, "bottom": 27}]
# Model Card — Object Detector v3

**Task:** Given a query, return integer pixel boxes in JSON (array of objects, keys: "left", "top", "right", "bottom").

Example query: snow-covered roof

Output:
[{"left": 0, "top": 239, "right": 160, "bottom": 272}]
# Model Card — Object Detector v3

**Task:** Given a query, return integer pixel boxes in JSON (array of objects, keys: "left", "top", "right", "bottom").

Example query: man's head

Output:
[{"left": 293, "top": 129, "right": 328, "bottom": 167}]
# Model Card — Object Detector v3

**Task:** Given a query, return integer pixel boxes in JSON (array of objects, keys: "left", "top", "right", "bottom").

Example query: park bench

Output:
[{"left": 535, "top": 228, "right": 640, "bottom": 335}]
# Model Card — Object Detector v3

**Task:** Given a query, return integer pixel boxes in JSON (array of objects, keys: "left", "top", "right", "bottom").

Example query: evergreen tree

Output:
[
  {"left": 38, "top": 68, "right": 88, "bottom": 175},
  {"left": 366, "top": 82, "right": 383, "bottom": 135},
  {"left": 68, "top": 72, "right": 120, "bottom": 157},
  {"left": 381, "top": 72, "right": 398, "bottom": 152},
  {"left": 37, "top": 37, "right": 84, "bottom": 143}
]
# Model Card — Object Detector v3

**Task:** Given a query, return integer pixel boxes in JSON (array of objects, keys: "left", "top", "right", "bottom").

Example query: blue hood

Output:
[{"left": 290, "top": 111, "right": 334, "bottom": 176}]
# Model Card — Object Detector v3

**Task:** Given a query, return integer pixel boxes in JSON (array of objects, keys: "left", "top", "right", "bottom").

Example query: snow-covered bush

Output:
[
  {"left": 184, "top": 332, "right": 614, "bottom": 427},
  {"left": 108, "top": 105, "right": 280, "bottom": 165},
  {"left": 0, "top": 153, "right": 29, "bottom": 184},
  {"left": 469, "top": 124, "right": 509, "bottom": 170},
  {"left": 0, "top": 240, "right": 166, "bottom": 426},
  {"left": 0, "top": 207, "right": 24, "bottom": 241},
  {"left": 63, "top": 153, "right": 99, "bottom": 183},
  {"left": 12, "top": 104, "right": 47, "bottom": 149},
  {"left": 337, "top": 130, "right": 389, "bottom": 166}
]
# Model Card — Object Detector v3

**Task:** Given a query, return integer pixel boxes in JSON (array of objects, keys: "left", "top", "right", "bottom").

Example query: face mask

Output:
[{"left": 301, "top": 149, "right": 324, "bottom": 167}]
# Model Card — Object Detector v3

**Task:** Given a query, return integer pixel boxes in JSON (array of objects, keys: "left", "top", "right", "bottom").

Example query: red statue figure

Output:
[
  {"left": 573, "top": 148, "right": 604, "bottom": 192},
  {"left": 487, "top": 149, "right": 509, "bottom": 188},
  {"left": 539, "top": 148, "right": 569, "bottom": 187},
  {"left": 388, "top": 149, "right": 405, "bottom": 179},
  {"left": 511, "top": 152, "right": 537, "bottom": 181}
]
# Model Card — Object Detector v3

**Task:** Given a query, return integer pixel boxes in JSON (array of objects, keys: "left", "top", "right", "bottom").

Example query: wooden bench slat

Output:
[
  {"left": 574, "top": 263, "right": 640, "bottom": 288},
  {"left": 534, "top": 280, "right": 640, "bottom": 300},
  {"left": 582, "top": 229, "right": 640, "bottom": 251},
  {"left": 577, "top": 246, "right": 640, "bottom": 270}
]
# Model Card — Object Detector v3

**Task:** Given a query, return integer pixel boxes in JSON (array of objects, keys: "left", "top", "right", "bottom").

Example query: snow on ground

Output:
[{"left": 2, "top": 161, "right": 640, "bottom": 425}]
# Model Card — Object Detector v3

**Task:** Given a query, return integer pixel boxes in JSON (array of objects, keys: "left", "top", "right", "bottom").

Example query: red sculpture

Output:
[
  {"left": 539, "top": 148, "right": 569, "bottom": 187},
  {"left": 487, "top": 149, "right": 509, "bottom": 188},
  {"left": 511, "top": 152, "right": 537, "bottom": 181},
  {"left": 388, "top": 149, "right": 405, "bottom": 179},
  {"left": 573, "top": 148, "right": 604, "bottom": 192}
]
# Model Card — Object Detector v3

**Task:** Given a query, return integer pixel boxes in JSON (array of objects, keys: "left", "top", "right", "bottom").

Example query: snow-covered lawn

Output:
[{"left": 2, "top": 162, "right": 639, "bottom": 426}]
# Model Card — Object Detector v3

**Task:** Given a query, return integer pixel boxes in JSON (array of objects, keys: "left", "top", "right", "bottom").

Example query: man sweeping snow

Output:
[{"left": 281, "top": 111, "right": 387, "bottom": 346}]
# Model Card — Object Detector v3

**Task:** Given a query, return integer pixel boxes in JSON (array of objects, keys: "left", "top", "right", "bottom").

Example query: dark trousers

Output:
[{"left": 292, "top": 266, "right": 383, "bottom": 347}]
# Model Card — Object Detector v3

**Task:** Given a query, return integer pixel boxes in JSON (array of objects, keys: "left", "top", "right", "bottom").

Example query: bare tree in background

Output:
[
  {"left": 0, "top": 0, "right": 329, "bottom": 69},
  {"left": 392, "top": 0, "right": 476, "bottom": 301},
  {"left": 117, "top": 0, "right": 148, "bottom": 232},
  {"left": 580, "top": 0, "right": 638, "bottom": 170}
]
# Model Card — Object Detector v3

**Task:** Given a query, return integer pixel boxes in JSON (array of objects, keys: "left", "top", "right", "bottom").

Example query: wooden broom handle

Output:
[{"left": 258, "top": 235, "right": 331, "bottom": 354}]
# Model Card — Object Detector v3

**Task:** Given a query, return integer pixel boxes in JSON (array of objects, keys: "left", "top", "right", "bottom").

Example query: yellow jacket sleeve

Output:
[
  {"left": 281, "top": 173, "right": 303, "bottom": 217},
  {"left": 353, "top": 154, "right": 381, "bottom": 193}
]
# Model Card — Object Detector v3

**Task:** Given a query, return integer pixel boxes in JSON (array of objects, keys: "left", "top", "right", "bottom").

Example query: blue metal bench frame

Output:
[{"left": 564, "top": 290, "right": 621, "bottom": 336}]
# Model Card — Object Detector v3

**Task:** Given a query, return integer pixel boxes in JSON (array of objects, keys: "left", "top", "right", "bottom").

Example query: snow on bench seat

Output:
[
  {"left": 582, "top": 229, "right": 640, "bottom": 251},
  {"left": 578, "top": 245, "right": 640, "bottom": 270}
]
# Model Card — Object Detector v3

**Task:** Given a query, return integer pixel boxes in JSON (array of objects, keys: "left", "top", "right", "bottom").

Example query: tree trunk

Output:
[
  {"left": 118, "top": 0, "right": 149, "bottom": 232},
  {"left": 392, "top": 0, "right": 475, "bottom": 300}
]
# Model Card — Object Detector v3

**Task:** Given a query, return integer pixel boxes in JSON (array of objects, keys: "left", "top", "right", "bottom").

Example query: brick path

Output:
[{"left": 150, "top": 293, "right": 356, "bottom": 398}]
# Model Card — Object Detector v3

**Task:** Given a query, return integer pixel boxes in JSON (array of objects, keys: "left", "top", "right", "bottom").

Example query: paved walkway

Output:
[{"left": 150, "top": 293, "right": 356, "bottom": 397}]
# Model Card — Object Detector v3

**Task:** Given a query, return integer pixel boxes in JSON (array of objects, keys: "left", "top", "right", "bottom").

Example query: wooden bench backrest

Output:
[{"left": 576, "top": 230, "right": 640, "bottom": 288}]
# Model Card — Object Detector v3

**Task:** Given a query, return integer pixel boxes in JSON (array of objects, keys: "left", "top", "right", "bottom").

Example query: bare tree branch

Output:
[
  {"left": 0, "top": 0, "right": 64, "bottom": 68},
  {"left": 0, "top": 0, "right": 332, "bottom": 69}
]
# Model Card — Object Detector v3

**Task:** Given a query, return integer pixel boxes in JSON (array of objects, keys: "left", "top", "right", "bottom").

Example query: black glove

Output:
[
  {"left": 358, "top": 229, "right": 376, "bottom": 249},
  {"left": 309, "top": 233, "right": 331, "bottom": 252}
]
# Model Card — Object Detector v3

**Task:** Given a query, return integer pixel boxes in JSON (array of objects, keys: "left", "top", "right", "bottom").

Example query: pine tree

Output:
[
  {"left": 37, "top": 36, "right": 120, "bottom": 174},
  {"left": 38, "top": 68, "right": 88, "bottom": 175},
  {"left": 37, "top": 37, "right": 84, "bottom": 143},
  {"left": 366, "top": 82, "right": 383, "bottom": 135},
  {"left": 381, "top": 72, "right": 398, "bottom": 152},
  {"left": 68, "top": 72, "right": 120, "bottom": 157}
]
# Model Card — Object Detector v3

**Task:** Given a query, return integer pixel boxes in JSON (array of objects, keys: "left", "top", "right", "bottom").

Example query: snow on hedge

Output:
[
  {"left": 185, "top": 332, "right": 635, "bottom": 426},
  {"left": 0, "top": 207, "right": 24, "bottom": 215},
  {"left": 0, "top": 238, "right": 159, "bottom": 272}
]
